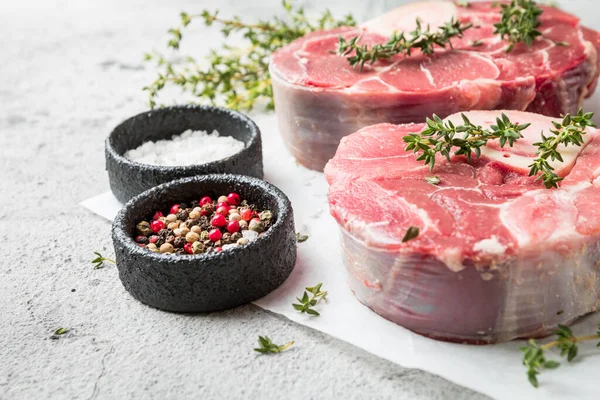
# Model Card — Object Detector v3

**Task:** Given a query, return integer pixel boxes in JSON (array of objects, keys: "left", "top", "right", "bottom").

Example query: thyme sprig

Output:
[
  {"left": 293, "top": 283, "right": 327, "bottom": 316},
  {"left": 493, "top": 0, "right": 543, "bottom": 52},
  {"left": 254, "top": 336, "right": 294, "bottom": 354},
  {"left": 336, "top": 18, "right": 472, "bottom": 70},
  {"left": 144, "top": 0, "right": 356, "bottom": 111},
  {"left": 521, "top": 323, "right": 600, "bottom": 387},
  {"left": 528, "top": 108, "right": 595, "bottom": 188},
  {"left": 403, "top": 113, "right": 529, "bottom": 170},
  {"left": 91, "top": 252, "right": 115, "bottom": 269}
]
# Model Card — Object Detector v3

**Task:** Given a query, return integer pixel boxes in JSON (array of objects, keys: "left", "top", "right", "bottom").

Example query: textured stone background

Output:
[{"left": 0, "top": 0, "right": 555, "bottom": 398}]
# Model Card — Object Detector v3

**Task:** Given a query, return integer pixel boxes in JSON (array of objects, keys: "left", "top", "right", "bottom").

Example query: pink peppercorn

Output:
[
  {"left": 215, "top": 247, "right": 223, "bottom": 253},
  {"left": 209, "top": 229, "right": 222, "bottom": 242},
  {"left": 227, "top": 220, "right": 240, "bottom": 233},
  {"left": 227, "top": 193, "right": 241, "bottom": 206},
  {"left": 216, "top": 206, "right": 229, "bottom": 216},
  {"left": 170, "top": 204, "right": 180, "bottom": 215},
  {"left": 150, "top": 220, "right": 165, "bottom": 233},
  {"left": 211, "top": 214, "right": 227, "bottom": 227},
  {"left": 184, "top": 243, "right": 194, "bottom": 254},
  {"left": 149, "top": 235, "right": 159, "bottom": 244},
  {"left": 152, "top": 211, "right": 164, "bottom": 220},
  {"left": 200, "top": 196, "right": 212, "bottom": 206},
  {"left": 241, "top": 209, "right": 253, "bottom": 221}
]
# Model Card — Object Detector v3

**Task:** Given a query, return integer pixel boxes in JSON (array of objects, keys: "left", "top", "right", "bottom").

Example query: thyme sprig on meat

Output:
[
  {"left": 144, "top": 0, "right": 356, "bottom": 111},
  {"left": 336, "top": 18, "right": 472, "bottom": 70},
  {"left": 493, "top": 0, "right": 543, "bottom": 52},
  {"left": 340, "top": 0, "right": 546, "bottom": 68},
  {"left": 528, "top": 108, "right": 595, "bottom": 188},
  {"left": 403, "top": 113, "right": 528, "bottom": 170},
  {"left": 521, "top": 323, "right": 600, "bottom": 387}
]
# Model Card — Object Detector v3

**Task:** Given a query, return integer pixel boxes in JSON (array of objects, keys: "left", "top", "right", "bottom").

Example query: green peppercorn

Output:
[
  {"left": 136, "top": 221, "right": 152, "bottom": 236},
  {"left": 259, "top": 210, "right": 273, "bottom": 221},
  {"left": 192, "top": 241, "right": 205, "bottom": 254},
  {"left": 249, "top": 220, "right": 264, "bottom": 233},
  {"left": 200, "top": 231, "right": 210, "bottom": 241}
]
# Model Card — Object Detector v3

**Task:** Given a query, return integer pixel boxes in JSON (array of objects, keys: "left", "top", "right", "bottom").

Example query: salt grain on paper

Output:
[{"left": 124, "top": 129, "right": 245, "bottom": 166}]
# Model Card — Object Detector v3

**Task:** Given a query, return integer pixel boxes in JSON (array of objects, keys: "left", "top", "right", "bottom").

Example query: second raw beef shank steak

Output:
[
  {"left": 325, "top": 110, "right": 600, "bottom": 343},
  {"left": 271, "top": 1, "right": 600, "bottom": 170}
]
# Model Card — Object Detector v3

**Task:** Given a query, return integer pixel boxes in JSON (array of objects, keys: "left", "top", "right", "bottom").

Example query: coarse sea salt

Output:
[{"left": 124, "top": 129, "right": 245, "bottom": 166}]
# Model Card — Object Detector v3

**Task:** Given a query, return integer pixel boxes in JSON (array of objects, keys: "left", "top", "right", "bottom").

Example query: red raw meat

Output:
[
  {"left": 271, "top": 1, "right": 600, "bottom": 170},
  {"left": 324, "top": 110, "right": 600, "bottom": 344}
]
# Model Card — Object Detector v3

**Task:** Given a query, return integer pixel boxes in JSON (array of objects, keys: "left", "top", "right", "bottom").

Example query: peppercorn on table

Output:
[{"left": 3, "top": 1, "right": 600, "bottom": 400}]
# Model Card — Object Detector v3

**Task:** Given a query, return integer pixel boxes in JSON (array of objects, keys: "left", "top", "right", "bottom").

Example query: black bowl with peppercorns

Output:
[
  {"left": 106, "top": 105, "right": 263, "bottom": 204},
  {"left": 111, "top": 174, "right": 296, "bottom": 313}
]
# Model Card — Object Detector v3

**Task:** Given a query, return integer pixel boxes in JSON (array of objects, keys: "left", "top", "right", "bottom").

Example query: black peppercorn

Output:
[
  {"left": 231, "top": 232, "right": 242, "bottom": 242},
  {"left": 185, "top": 219, "right": 199, "bottom": 228},
  {"left": 190, "top": 200, "right": 199, "bottom": 208},
  {"left": 222, "top": 233, "right": 232, "bottom": 244},
  {"left": 179, "top": 202, "right": 189, "bottom": 209},
  {"left": 173, "top": 237, "right": 186, "bottom": 248},
  {"left": 177, "top": 209, "right": 189, "bottom": 221},
  {"left": 136, "top": 236, "right": 149, "bottom": 245},
  {"left": 165, "top": 235, "right": 176, "bottom": 245},
  {"left": 202, "top": 203, "right": 215, "bottom": 216}
]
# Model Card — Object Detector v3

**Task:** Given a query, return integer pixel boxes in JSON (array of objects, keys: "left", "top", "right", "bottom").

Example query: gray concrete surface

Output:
[{"left": 0, "top": 1, "right": 490, "bottom": 398}]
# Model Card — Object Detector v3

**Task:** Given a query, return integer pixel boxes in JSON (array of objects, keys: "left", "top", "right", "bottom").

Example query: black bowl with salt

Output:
[
  {"left": 111, "top": 174, "right": 296, "bottom": 313},
  {"left": 106, "top": 105, "right": 263, "bottom": 203}
]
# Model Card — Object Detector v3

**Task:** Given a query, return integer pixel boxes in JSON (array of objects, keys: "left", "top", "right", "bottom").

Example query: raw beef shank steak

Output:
[
  {"left": 325, "top": 110, "right": 600, "bottom": 344},
  {"left": 271, "top": 1, "right": 600, "bottom": 170}
]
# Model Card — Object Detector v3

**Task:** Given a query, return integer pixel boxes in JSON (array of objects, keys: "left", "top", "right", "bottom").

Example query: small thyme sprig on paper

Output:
[
  {"left": 293, "top": 283, "right": 328, "bottom": 316},
  {"left": 494, "top": 0, "right": 543, "bottom": 52},
  {"left": 521, "top": 323, "right": 600, "bottom": 387},
  {"left": 144, "top": 0, "right": 356, "bottom": 110},
  {"left": 528, "top": 108, "right": 596, "bottom": 188},
  {"left": 403, "top": 113, "right": 529, "bottom": 170},
  {"left": 254, "top": 336, "right": 294, "bottom": 354},
  {"left": 337, "top": 18, "right": 472, "bottom": 70},
  {"left": 91, "top": 252, "right": 115, "bottom": 269}
]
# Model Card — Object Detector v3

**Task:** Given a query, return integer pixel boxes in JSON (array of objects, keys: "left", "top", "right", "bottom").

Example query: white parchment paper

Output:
[{"left": 81, "top": 113, "right": 600, "bottom": 400}]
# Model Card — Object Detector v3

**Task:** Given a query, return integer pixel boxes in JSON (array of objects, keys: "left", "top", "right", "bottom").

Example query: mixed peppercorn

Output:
[{"left": 134, "top": 192, "right": 273, "bottom": 255}]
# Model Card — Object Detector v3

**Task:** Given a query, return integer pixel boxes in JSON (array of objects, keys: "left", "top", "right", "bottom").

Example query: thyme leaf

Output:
[
  {"left": 402, "top": 226, "right": 420, "bottom": 243},
  {"left": 296, "top": 232, "right": 309, "bottom": 242}
]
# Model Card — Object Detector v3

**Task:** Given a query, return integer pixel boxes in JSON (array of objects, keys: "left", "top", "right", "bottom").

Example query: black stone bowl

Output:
[
  {"left": 111, "top": 174, "right": 296, "bottom": 313},
  {"left": 106, "top": 105, "right": 263, "bottom": 204}
]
